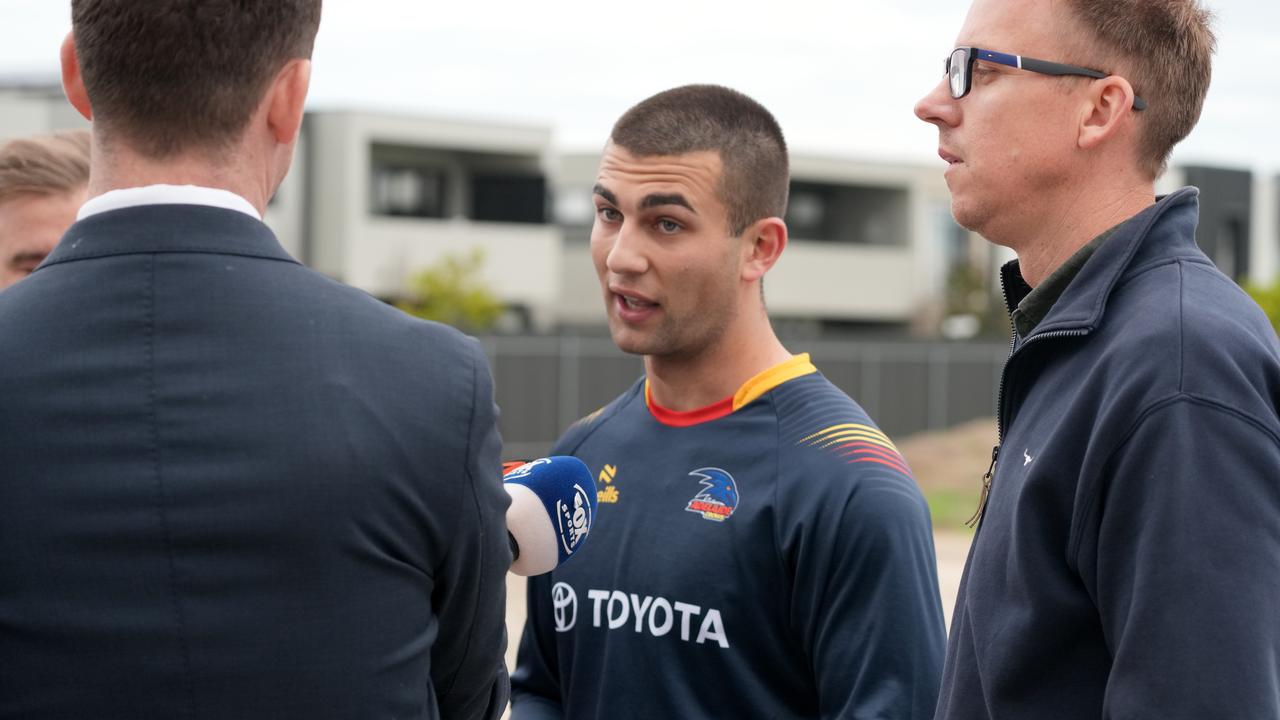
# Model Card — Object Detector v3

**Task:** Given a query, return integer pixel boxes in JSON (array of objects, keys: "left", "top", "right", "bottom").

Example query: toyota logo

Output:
[{"left": 552, "top": 582, "right": 577, "bottom": 633}]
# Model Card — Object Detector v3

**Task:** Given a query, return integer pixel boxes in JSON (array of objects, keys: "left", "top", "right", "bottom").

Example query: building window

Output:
[
  {"left": 786, "top": 181, "right": 908, "bottom": 245},
  {"left": 786, "top": 187, "right": 830, "bottom": 238},
  {"left": 371, "top": 166, "right": 447, "bottom": 218},
  {"left": 471, "top": 174, "right": 547, "bottom": 224}
]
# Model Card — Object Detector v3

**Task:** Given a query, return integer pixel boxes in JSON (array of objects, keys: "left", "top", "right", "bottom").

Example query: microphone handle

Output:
[{"left": 508, "top": 531, "right": 521, "bottom": 562}]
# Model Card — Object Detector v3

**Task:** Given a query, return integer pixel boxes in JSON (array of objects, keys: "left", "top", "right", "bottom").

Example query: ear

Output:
[
  {"left": 740, "top": 217, "right": 788, "bottom": 283},
  {"left": 265, "top": 58, "right": 312, "bottom": 145},
  {"left": 60, "top": 32, "right": 93, "bottom": 121},
  {"left": 1077, "top": 75, "right": 1138, "bottom": 151}
]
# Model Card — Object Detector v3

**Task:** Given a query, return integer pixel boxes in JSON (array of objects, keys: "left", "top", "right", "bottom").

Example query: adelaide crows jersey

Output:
[{"left": 511, "top": 355, "right": 946, "bottom": 719}]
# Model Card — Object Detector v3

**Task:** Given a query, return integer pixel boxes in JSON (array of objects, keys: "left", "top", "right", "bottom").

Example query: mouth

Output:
[
  {"left": 939, "top": 148, "right": 963, "bottom": 166},
  {"left": 610, "top": 287, "right": 660, "bottom": 318}
]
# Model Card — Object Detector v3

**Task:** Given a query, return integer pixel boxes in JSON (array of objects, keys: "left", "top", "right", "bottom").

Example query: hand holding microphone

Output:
[{"left": 503, "top": 457, "right": 598, "bottom": 576}]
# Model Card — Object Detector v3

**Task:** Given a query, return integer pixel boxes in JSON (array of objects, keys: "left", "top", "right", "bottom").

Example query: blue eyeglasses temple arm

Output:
[{"left": 971, "top": 48, "right": 1147, "bottom": 110}]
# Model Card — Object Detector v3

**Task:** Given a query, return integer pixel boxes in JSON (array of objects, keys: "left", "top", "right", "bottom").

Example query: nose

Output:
[
  {"left": 914, "top": 76, "right": 960, "bottom": 129},
  {"left": 603, "top": 221, "right": 648, "bottom": 276}
]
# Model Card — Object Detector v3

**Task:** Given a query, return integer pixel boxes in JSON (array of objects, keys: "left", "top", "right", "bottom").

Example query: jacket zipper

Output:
[
  {"left": 965, "top": 445, "right": 1000, "bottom": 528},
  {"left": 966, "top": 269, "right": 1087, "bottom": 529}
]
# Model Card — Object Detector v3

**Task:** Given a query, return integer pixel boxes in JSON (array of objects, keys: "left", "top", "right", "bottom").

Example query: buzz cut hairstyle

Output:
[
  {"left": 608, "top": 84, "right": 789, "bottom": 236},
  {"left": 70, "top": 0, "right": 323, "bottom": 159},
  {"left": 1063, "top": 0, "right": 1216, "bottom": 178},
  {"left": 0, "top": 131, "right": 91, "bottom": 206}
]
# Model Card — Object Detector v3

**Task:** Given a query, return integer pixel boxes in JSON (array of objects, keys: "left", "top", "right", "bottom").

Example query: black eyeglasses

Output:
[{"left": 945, "top": 46, "right": 1146, "bottom": 111}]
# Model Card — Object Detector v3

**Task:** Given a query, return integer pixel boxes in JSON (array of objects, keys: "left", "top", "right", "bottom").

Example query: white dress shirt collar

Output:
[{"left": 77, "top": 184, "right": 262, "bottom": 222}]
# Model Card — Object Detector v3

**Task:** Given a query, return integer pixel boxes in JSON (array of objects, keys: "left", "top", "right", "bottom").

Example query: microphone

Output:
[{"left": 503, "top": 457, "right": 598, "bottom": 576}]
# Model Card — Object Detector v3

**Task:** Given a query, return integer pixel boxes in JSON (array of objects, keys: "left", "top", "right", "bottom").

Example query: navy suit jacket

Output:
[{"left": 0, "top": 204, "right": 512, "bottom": 719}]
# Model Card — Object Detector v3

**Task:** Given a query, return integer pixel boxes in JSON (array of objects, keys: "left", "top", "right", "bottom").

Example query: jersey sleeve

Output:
[
  {"left": 1078, "top": 398, "right": 1280, "bottom": 718},
  {"left": 510, "top": 569, "right": 564, "bottom": 719},
  {"left": 781, "top": 436, "right": 947, "bottom": 718}
]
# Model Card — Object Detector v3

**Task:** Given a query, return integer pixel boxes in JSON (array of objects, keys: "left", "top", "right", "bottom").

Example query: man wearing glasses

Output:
[{"left": 917, "top": 0, "right": 1280, "bottom": 718}]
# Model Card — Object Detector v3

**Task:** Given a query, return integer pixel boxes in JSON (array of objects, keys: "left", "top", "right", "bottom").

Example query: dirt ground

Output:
[{"left": 898, "top": 417, "right": 999, "bottom": 494}]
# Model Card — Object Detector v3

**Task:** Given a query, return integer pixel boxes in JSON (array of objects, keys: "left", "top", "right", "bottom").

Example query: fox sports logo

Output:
[{"left": 556, "top": 483, "right": 593, "bottom": 554}]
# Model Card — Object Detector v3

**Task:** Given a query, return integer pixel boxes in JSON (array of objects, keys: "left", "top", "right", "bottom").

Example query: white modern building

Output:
[
  {"left": 299, "top": 111, "right": 562, "bottom": 329},
  {"left": 0, "top": 78, "right": 86, "bottom": 140}
]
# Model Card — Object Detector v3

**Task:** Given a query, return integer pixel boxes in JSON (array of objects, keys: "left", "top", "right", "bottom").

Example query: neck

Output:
[
  {"left": 644, "top": 304, "right": 792, "bottom": 412},
  {"left": 87, "top": 139, "right": 275, "bottom": 216},
  {"left": 1009, "top": 175, "right": 1155, "bottom": 288}
]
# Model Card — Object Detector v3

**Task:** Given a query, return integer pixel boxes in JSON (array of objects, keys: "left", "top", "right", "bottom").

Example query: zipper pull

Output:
[{"left": 965, "top": 444, "right": 1000, "bottom": 529}]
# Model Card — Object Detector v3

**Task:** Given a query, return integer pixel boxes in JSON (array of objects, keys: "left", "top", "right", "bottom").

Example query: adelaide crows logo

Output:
[{"left": 685, "top": 467, "right": 739, "bottom": 522}]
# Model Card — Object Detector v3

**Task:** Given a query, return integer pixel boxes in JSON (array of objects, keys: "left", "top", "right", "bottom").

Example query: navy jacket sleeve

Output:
[
  {"left": 783, "top": 470, "right": 947, "bottom": 719},
  {"left": 431, "top": 340, "right": 513, "bottom": 720},
  {"left": 1080, "top": 398, "right": 1280, "bottom": 719},
  {"left": 510, "top": 572, "right": 565, "bottom": 720}
]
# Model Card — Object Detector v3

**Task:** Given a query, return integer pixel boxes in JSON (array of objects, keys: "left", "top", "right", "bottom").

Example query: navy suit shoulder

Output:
[{"left": 0, "top": 205, "right": 511, "bottom": 720}]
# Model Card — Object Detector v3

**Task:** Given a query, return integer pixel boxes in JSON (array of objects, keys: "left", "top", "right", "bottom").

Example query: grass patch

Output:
[{"left": 924, "top": 487, "right": 981, "bottom": 532}]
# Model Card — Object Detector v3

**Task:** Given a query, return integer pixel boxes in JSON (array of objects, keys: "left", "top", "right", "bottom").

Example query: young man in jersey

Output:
[{"left": 511, "top": 84, "right": 945, "bottom": 719}]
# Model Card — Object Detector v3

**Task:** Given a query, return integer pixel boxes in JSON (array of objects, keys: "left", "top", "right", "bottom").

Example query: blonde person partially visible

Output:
[{"left": 0, "top": 131, "right": 89, "bottom": 289}]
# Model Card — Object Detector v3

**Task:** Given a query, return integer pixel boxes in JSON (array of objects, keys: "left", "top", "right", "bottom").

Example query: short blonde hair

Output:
[
  {"left": 1064, "top": 0, "right": 1217, "bottom": 178},
  {"left": 0, "top": 131, "right": 91, "bottom": 204}
]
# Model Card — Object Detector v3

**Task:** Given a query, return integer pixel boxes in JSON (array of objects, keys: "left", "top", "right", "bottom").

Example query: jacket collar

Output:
[
  {"left": 1000, "top": 186, "right": 1203, "bottom": 338},
  {"left": 41, "top": 203, "right": 299, "bottom": 269}
]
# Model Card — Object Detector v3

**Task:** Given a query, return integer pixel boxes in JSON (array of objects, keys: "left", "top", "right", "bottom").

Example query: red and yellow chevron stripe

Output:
[{"left": 798, "top": 423, "right": 912, "bottom": 476}]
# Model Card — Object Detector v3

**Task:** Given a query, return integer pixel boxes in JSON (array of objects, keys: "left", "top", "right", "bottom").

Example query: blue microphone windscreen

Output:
[{"left": 504, "top": 456, "right": 597, "bottom": 566}]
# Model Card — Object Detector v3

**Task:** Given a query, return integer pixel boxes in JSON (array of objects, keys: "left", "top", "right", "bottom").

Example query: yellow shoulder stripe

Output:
[
  {"left": 733, "top": 354, "right": 817, "bottom": 411},
  {"left": 799, "top": 423, "right": 899, "bottom": 452}
]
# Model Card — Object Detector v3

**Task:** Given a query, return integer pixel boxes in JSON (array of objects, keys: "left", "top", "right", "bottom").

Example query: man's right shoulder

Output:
[{"left": 551, "top": 378, "right": 646, "bottom": 456}]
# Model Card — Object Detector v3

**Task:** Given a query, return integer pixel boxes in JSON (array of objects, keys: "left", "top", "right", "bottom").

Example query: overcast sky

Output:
[{"left": 2, "top": 0, "right": 1276, "bottom": 174}]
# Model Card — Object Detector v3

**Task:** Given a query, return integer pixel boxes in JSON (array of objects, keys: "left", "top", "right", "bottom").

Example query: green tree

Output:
[
  {"left": 1244, "top": 278, "right": 1280, "bottom": 335},
  {"left": 944, "top": 262, "right": 1010, "bottom": 339},
  {"left": 397, "top": 249, "right": 503, "bottom": 332}
]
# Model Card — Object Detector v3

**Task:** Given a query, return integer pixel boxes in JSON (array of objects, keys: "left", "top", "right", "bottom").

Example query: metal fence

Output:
[{"left": 480, "top": 336, "right": 1009, "bottom": 459}]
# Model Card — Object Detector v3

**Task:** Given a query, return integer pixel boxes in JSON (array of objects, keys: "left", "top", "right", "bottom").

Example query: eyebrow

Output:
[
  {"left": 640, "top": 193, "right": 696, "bottom": 214},
  {"left": 592, "top": 184, "right": 618, "bottom": 206},
  {"left": 592, "top": 183, "right": 697, "bottom": 214}
]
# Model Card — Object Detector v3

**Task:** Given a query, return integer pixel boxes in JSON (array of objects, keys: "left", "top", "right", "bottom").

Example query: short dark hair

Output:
[
  {"left": 609, "top": 84, "right": 789, "bottom": 235},
  {"left": 71, "top": 0, "right": 322, "bottom": 158},
  {"left": 0, "top": 131, "right": 90, "bottom": 205},
  {"left": 1063, "top": 0, "right": 1216, "bottom": 178}
]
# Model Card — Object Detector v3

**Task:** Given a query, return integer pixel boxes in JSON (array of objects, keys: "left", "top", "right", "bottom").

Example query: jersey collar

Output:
[{"left": 645, "top": 353, "right": 817, "bottom": 428}]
